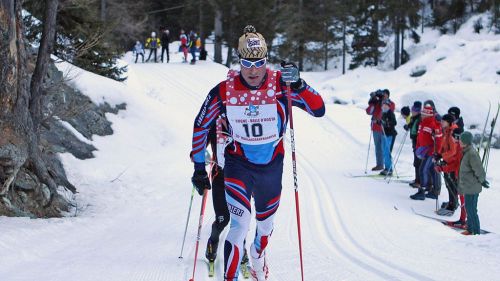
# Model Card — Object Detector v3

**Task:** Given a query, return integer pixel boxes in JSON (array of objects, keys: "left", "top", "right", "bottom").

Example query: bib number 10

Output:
[{"left": 242, "top": 123, "right": 263, "bottom": 138}]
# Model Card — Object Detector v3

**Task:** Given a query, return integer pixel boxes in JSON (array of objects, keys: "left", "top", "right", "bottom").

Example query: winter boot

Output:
[
  {"left": 436, "top": 208, "right": 454, "bottom": 216},
  {"left": 250, "top": 253, "right": 269, "bottom": 281},
  {"left": 425, "top": 191, "right": 438, "bottom": 200},
  {"left": 371, "top": 165, "right": 384, "bottom": 171},
  {"left": 461, "top": 230, "right": 473, "bottom": 236},
  {"left": 205, "top": 238, "right": 218, "bottom": 262},
  {"left": 379, "top": 169, "right": 393, "bottom": 176},
  {"left": 410, "top": 189, "right": 426, "bottom": 200}
]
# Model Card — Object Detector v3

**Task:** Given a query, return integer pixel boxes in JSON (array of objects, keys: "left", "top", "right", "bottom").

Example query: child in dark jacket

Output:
[{"left": 380, "top": 99, "right": 397, "bottom": 175}]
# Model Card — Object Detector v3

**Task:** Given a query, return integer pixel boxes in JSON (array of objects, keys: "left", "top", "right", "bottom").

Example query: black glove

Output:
[
  {"left": 403, "top": 124, "right": 409, "bottom": 131},
  {"left": 436, "top": 159, "right": 447, "bottom": 167},
  {"left": 482, "top": 180, "right": 490, "bottom": 188},
  {"left": 433, "top": 153, "right": 442, "bottom": 161},
  {"left": 191, "top": 170, "right": 211, "bottom": 195},
  {"left": 280, "top": 61, "right": 300, "bottom": 83},
  {"left": 375, "top": 119, "right": 382, "bottom": 125}
]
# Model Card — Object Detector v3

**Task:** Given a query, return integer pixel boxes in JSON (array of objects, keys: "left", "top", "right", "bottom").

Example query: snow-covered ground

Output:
[{"left": 1, "top": 19, "right": 500, "bottom": 281}]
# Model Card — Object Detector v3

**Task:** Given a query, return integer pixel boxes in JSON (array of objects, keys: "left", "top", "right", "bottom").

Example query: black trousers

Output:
[
  {"left": 443, "top": 172, "right": 458, "bottom": 210},
  {"left": 161, "top": 45, "right": 169, "bottom": 62},
  {"left": 135, "top": 53, "right": 144, "bottom": 63},
  {"left": 209, "top": 164, "right": 230, "bottom": 242},
  {"left": 146, "top": 48, "right": 157, "bottom": 62}
]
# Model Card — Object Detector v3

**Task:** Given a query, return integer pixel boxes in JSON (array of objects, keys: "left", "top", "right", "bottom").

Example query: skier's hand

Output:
[
  {"left": 280, "top": 61, "right": 300, "bottom": 84},
  {"left": 191, "top": 170, "right": 211, "bottom": 195},
  {"left": 403, "top": 124, "right": 409, "bottom": 131},
  {"left": 433, "top": 153, "right": 442, "bottom": 161},
  {"left": 482, "top": 180, "right": 490, "bottom": 188}
]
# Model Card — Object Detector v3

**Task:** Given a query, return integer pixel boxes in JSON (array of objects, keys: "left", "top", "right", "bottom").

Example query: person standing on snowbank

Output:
[
  {"left": 145, "top": 31, "right": 161, "bottom": 62},
  {"left": 379, "top": 99, "right": 397, "bottom": 176},
  {"left": 190, "top": 25, "right": 325, "bottom": 280},
  {"left": 457, "top": 131, "right": 489, "bottom": 235},
  {"left": 133, "top": 41, "right": 145, "bottom": 63}
]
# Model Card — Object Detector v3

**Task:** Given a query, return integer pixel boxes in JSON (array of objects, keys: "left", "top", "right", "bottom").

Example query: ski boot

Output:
[
  {"left": 240, "top": 248, "right": 251, "bottom": 279},
  {"left": 250, "top": 252, "right": 269, "bottom": 281},
  {"left": 410, "top": 189, "right": 425, "bottom": 200},
  {"left": 425, "top": 191, "right": 438, "bottom": 200},
  {"left": 205, "top": 238, "right": 218, "bottom": 277}
]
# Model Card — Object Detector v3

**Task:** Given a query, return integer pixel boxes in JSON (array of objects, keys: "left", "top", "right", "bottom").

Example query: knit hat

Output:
[
  {"left": 460, "top": 131, "right": 473, "bottom": 145},
  {"left": 401, "top": 106, "right": 411, "bottom": 117},
  {"left": 237, "top": 25, "right": 267, "bottom": 59},
  {"left": 441, "top": 113, "right": 455, "bottom": 125},
  {"left": 382, "top": 89, "right": 390, "bottom": 97},
  {"left": 411, "top": 101, "right": 422, "bottom": 113},
  {"left": 448, "top": 106, "right": 461, "bottom": 119},
  {"left": 421, "top": 105, "right": 434, "bottom": 116}
]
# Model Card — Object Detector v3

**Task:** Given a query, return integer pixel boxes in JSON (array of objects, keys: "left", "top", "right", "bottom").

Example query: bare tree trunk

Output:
[
  {"left": 323, "top": 22, "right": 328, "bottom": 71},
  {"left": 298, "top": 0, "right": 304, "bottom": 71},
  {"left": 342, "top": 19, "right": 346, "bottom": 75},
  {"left": 394, "top": 18, "right": 400, "bottom": 70},
  {"left": 400, "top": 25, "right": 405, "bottom": 64},
  {"left": 198, "top": 0, "right": 204, "bottom": 48},
  {"left": 100, "top": 0, "right": 106, "bottom": 21},
  {"left": 213, "top": 5, "right": 223, "bottom": 63}
]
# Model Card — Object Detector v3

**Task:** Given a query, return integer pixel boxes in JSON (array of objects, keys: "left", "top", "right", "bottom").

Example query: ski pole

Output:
[
  {"left": 365, "top": 123, "right": 373, "bottom": 174},
  {"left": 388, "top": 130, "right": 408, "bottom": 184},
  {"left": 286, "top": 82, "right": 305, "bottom": 281},
  {"left": 179, "top": 185, "right": 196, "bottom": 259},
  {"left": 189, "top": 189, "right": 209, "bottom": 281}
]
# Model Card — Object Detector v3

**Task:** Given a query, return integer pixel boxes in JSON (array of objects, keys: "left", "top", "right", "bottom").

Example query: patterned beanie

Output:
[
  {"left": 237, "top": 25, "right": 267, "bottom": 59},
  {"left": 421, "top": 105, "right": 434, "bottom": 116}
]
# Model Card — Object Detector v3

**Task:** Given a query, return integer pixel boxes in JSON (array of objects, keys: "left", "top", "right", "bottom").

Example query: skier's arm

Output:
[
  {"left": 433, "top": 126, "right": 443, "bottom": 153},
  {"left": 190, "top": 84, "right": 223, "bottom": 170},
  {"left": 442, "top": 137, "right": 458, "bottom": 163},
  {"left": 281, "top": 78, "right": 325, "bottom": 117}
]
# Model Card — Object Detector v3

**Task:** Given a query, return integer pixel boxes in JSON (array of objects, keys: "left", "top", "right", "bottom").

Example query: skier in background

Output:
[
  {"left": 190, "top": 25, "right": 325, "bottom": 280},
  {"left": 145, "top": 31, "right": 161, "bottom": 62},
  {"left": 180, "top": 29, "right": 189, "bottom": 63},
  {"left": 160, "top": 28, "right": 170, "bottom": 63},
  {"left": 410, "top": 104, "right": 443, "bottom": 200},
  {"left": 434, "top": 114, "right": 461, "bottom": 216},
  {"left": 457, "top": 131, "right": 489, "bottom": 235},
  {"left": 189, "top": 31, "right": 198, "bottom": 64},
  {"left": 133, "top": 41, "right": 145, "bottom": 63},
  {"left": 366, "top": 89, "right": 395, "bottom": 171},
  {"left": 379, "top": 99, "right": 397, "bottom": 176},
  {"left": 405, "top": 101, "right": 422, "bottom": 188}
]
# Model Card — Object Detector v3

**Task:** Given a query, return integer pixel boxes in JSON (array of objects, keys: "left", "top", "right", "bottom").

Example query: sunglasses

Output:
[{"left": 240, "top": 58, "right": 267, "bottom": 68}]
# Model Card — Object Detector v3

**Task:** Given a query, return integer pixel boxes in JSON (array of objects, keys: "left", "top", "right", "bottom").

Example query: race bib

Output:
[{"left": 225, "top": 70, "right": 279, "bottom": 145}]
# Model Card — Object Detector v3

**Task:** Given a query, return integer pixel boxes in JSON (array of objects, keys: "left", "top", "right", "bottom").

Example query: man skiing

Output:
[
  {"left": 434, "top": 114, "right": 461, "bottom": 216},
  {"left": 410, "top": 105, "right": 443, "bottom": 200},
  {"left": 145, "top": 31, "right": 161, "bottom": 62},
  {"left": 180, "top": 29, "right": 189, "bottom": 63},
  {"left": 366, "top": 89, "right": 395, "bottom": 171},
  {"left": 160, "top": 28, "right": 170, "bottom": 63},
  {"left": 190, "top": 25, "right": 325, "bottom": 280},
  {"left": 133, "top": 41, "right": 145, "bottom": 63}
]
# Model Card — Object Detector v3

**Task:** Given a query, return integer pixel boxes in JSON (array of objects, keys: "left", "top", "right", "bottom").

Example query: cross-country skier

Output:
[
  {"left": 366, "top": 89, "right": 395, "bottom": 171},
  {"left": 434, "top": 114, "right": 462, "bottom": 216},
  {"left": 190, "top": 25, "right": 325, "bottom": 280},
  {"left": 406, "top": 101, "right": 422, "bottom": 188},
  {"left": 160, "top": 28, "right": 170, "bottom": 63},
  {"left": 457, "top": 131, "right": 490, "bottom": 235},
  {"left": 410, "top": 105, "right": 443, "bottom": 200},
  {"left": 179, "top": 29, "right": 189, "bottom": 63},
  {"left": 133, "top": 41, "right": 145, "bottom": 63},
  {"left": 145, "top": 31, "right": 161, "bottom": 62},
  {"left": 379, "top": 99, "right": 397, "bottom": 176}
]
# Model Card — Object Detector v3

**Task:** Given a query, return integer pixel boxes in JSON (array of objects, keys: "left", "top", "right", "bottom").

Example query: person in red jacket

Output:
[
  {"left": 179, "top": 29, "right": 188, "bottom": 62},
  {"left": 410, "top": 105, "right": 443, "bottom": 200},
  {"left": 434, "top": 114, "right": 462, "bottom": 215},
  {"left": 366, "top": 89, "right": 395, "bottom": 171}
]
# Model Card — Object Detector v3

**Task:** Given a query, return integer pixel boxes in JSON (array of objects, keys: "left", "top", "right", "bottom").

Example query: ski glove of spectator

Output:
[
  {"left": 192, "top": 170, "right": 211, "bottom": 195},
  {"left": 482, "top": 180, "right": 490, "bottom": 189}
]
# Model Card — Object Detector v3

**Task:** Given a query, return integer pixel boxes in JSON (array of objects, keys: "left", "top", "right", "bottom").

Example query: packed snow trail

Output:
[{"left": 1, "top": 51, "right": 500, "bottom": 281}]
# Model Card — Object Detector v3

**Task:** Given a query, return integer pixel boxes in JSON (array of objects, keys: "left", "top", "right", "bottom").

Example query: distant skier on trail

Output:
[
  {"left": 180, "top": 29, "right": 189, "bottom": 63},
  {"left": 133, "top": 41, "right": 145, "bottom": 63},
  {"left": 190, "top": 25, "right": 325, "bottom": 280},
  {"left": 366, "top": 89, "right": 395, "bottom": 171},
  {"left": 145, "top": 31, "right": 161, "bottom": 63},
  {"left": 457, "top": 131, "right": 489, "bottom": 235},
  {"left": 189, "top": 31, "right": 198, "bottom": 64},
  {"left": 160, "top": 28, "right": 170, "bottom": 63}
]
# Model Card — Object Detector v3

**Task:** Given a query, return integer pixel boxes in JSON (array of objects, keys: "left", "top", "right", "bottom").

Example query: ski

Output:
[
  {"left": 411, "top": 208, "right": 491, "bottom": 234},
  {"left": 482, "top": 102, "right": 500, "bottom": 173},
  {"left": 478, "top": 101, "right": 491, "bottom": 154},
  {"left": 208, "top": 261, "right": 215, "bottom": 277}
]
